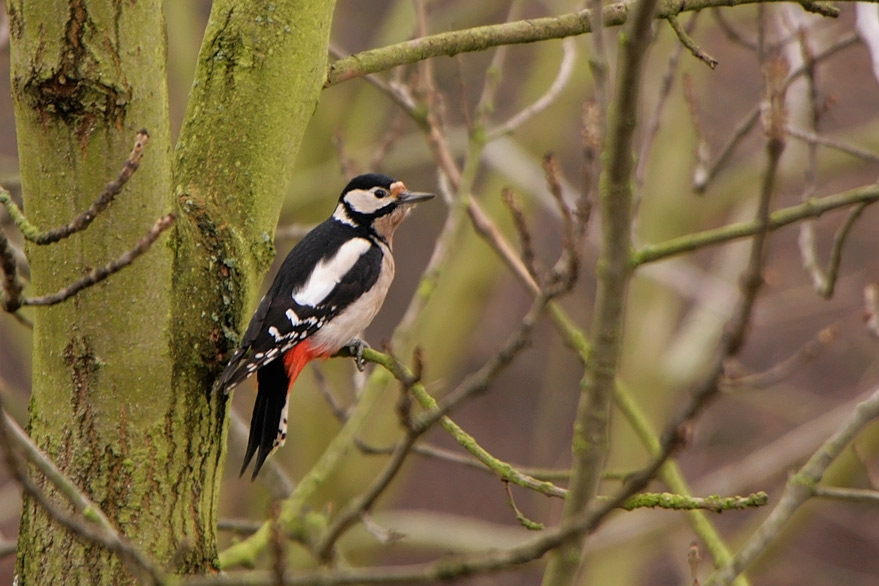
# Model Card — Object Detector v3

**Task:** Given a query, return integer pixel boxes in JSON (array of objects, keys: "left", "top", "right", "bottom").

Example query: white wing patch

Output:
[{"left": 292, "top": 237, "right": 371, "bottom": 307}]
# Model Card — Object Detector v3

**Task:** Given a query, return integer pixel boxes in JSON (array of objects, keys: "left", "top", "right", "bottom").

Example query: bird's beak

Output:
[{"left": 397, "top": 191, "right": 435, "bottom": 205}]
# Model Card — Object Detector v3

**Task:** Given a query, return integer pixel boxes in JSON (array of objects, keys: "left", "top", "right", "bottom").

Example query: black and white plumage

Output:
[{"left": 217, "top": 173, "right": 434, "bottom": 479}]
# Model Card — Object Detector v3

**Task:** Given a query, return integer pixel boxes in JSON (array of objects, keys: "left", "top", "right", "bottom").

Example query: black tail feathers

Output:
[{"left": 240, "top": 358, "right": 289, "bottom": 480}]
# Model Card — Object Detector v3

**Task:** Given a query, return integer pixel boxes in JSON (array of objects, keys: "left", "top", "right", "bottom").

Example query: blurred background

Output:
[{"left": 2, "top": 1, "right": 879, "bottom": 584}]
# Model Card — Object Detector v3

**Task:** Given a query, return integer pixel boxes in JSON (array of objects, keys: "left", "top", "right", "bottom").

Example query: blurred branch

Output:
[
  {"left": 637, "top": 14, "right": 693, "bottom": 188},
  {"left": 488, "top": 38, "right": 578, "bottom": 139},
  {"left": 631, "top": 183, "right": 879, "bottom": 266},
  {"left": 0, "top": 130, "right": 150, "bottom": 245},
  {"left": 725, "top": 325, "right": 838, "bottom": 389},
  {"left": 325, "top": 0, "right": 843, "bottom": 87},
  {"left": 865, "top": 284, "right": 879, "bottom": 338},
  {"left": 273, "top": 223, "right": 315, "bottom": 242},
  {"left": 785, "top": 125, "right": 879, "bottom": 162},
  {"left": 0, "top": 538, "right": 14, "bottom": 558},
  {"left": 811, "top": 485, "right": 879, "bottom": 505},
  {"left": 693, "top": 31, "right": 858, "bottom": 192},
  {"left": 708, "top": 386, "right": 879, "bottom": 585}
]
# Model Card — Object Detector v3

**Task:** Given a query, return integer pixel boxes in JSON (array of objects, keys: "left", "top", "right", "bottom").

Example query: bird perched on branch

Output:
[{"left": 217, "top": 174, "right": 434, "bottom": 479}]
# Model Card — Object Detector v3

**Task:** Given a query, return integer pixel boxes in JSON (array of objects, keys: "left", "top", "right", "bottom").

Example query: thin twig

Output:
[
  {"left": 468, "top": 196, "right": 540, "bottom": 295},
  {"left": 667, "top": 14, "right": 718, "bottom": 68},
  {"left": 684, "top": 73, "right": 712, "bottom": 192},
  {"left": 817, "top": 202, "right": 868, "bottom": 298},
  {"left": 636, "top": 15, "right": 691, "bottom": 188},
  {"left": 694, "top": 32, "right": 859, "bottom": 192},
  {"left": 724, "top": 325, "right": 838, "bottom": 389},
  {"left": 785, "top": 124, "right": 879, "bottom": 162},
  {"left": 631, "top": 183, "right": 879, "bottom": 266},
  {"left": 708, "top": 387, "right": 879, "bottom": 585},
  {"left": 794, "top": 21, "right": 827, "bottom": 298},
  {"left": 0, "top": 130, "right": 150, "bottom": 245},
  {"left": 811, "top": 485, "right": 879, "bottom": 505},
  {"left": 488, "top": 38, "right": 578, "bottom": 138},
  {"left": 505, "top": 482, "right": 545, "bottom": 530},
  {"left": 712, "top": 9, "right": 758, "bottom": 49},
  {"left": 501, "top": 188, "right": 540, "bottom": 282},
  {"left": 23, "top": 213, "right": 175, "bottom": 307}
]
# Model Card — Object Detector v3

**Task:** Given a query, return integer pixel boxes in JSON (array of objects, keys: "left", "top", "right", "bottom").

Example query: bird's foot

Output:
[{"left": 344, "top": 339, "right": 370, "bottom": 372}]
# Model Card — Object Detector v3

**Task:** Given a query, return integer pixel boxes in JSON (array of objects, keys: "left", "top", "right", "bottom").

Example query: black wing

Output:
[{"left": 216, "top": 219, "right": 383, "bottom": 392}]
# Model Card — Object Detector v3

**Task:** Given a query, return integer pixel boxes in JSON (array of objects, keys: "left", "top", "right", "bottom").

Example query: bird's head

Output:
[{"left": 333, "top": 173, "right": 434, "bottom": 242}]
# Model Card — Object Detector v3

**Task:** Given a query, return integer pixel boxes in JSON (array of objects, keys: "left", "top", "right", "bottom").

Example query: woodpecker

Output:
[{"left": 217, "top": 173, "right": 434, "bottom": 479}]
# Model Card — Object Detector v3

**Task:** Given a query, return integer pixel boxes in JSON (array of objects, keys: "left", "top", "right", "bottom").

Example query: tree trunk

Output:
[
  {"left": 9, "top": 0, "right": 335, "bottom": 582},
  {"left": 9, "top": 0, "right": 178, "bottom": 583}
]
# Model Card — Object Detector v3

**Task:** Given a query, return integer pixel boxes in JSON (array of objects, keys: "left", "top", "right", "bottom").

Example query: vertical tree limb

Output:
[{"left": 541, "top": 0, "right": 660, "bottom": 583}]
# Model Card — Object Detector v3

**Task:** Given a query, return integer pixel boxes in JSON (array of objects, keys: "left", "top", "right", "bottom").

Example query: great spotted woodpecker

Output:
[{"left": 217, "top": 173, "right": 434, "bottom": 479}]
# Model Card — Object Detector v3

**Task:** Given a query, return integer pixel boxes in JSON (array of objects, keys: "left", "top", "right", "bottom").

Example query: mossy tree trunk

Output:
[{"left": 8, "top": 0, "right": 335, "bottom": 583}]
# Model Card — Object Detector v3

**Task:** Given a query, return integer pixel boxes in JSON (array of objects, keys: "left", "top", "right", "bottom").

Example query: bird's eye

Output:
[{"left": 374, "top": 188, "right": 388, "bottom": 198}]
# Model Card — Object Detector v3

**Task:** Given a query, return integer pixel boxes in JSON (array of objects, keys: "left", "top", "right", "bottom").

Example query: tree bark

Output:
[
  {"left": 9, "top": 0, "right": 177, "bottom": 583},
  {"left": 10, "top": 0, "right": 336, "bottom": 582}
]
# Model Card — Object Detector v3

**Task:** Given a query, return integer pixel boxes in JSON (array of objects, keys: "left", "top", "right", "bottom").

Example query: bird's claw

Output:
[{"left": 347, "top": 339, "right": 369, "bottom": 372}]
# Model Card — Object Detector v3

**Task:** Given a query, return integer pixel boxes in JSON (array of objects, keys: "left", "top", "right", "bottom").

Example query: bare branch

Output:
[
  {"left": 724, "top": 324, "right": 838, "bottom": 389},
  {"left": 488, "top": 38, "right": 578, "bottom": 138},
  {"left": 23, "top": 213, "right": 175, "bottom": 307},
  {"left": 636, "top": 16, "right": 692, "bottom": 188},
  {"left": 693, "top": 32, "right": 859, "bottom": 192},
  {"left": 785, "top": 124, "right": 879, "bottom": 161},
  {"left": 0, "top": 130, "right": 150, "bottom": 245},
  {"left": 811, "top": 485, "right": 879, "bottom": 505},
  {"left": 667, "top": 14, "right": 718, "bottom": 68},
  {"left": 632, "top": 183, "right": 879, "bottom": 266},
  {"left": 501, "top": 188, "right": 540, "bottom": 282},
  {"left": 708, "top": 386, "right": 879, "bottom": 585}
]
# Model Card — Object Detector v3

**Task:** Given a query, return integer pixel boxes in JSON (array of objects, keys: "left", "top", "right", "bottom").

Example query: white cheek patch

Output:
[
  {"left": 292, "top": 237, "right": 372, "bottom": 306},
  {"left": 344, "top": 189, "right": 391, "bottom": 215}
]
